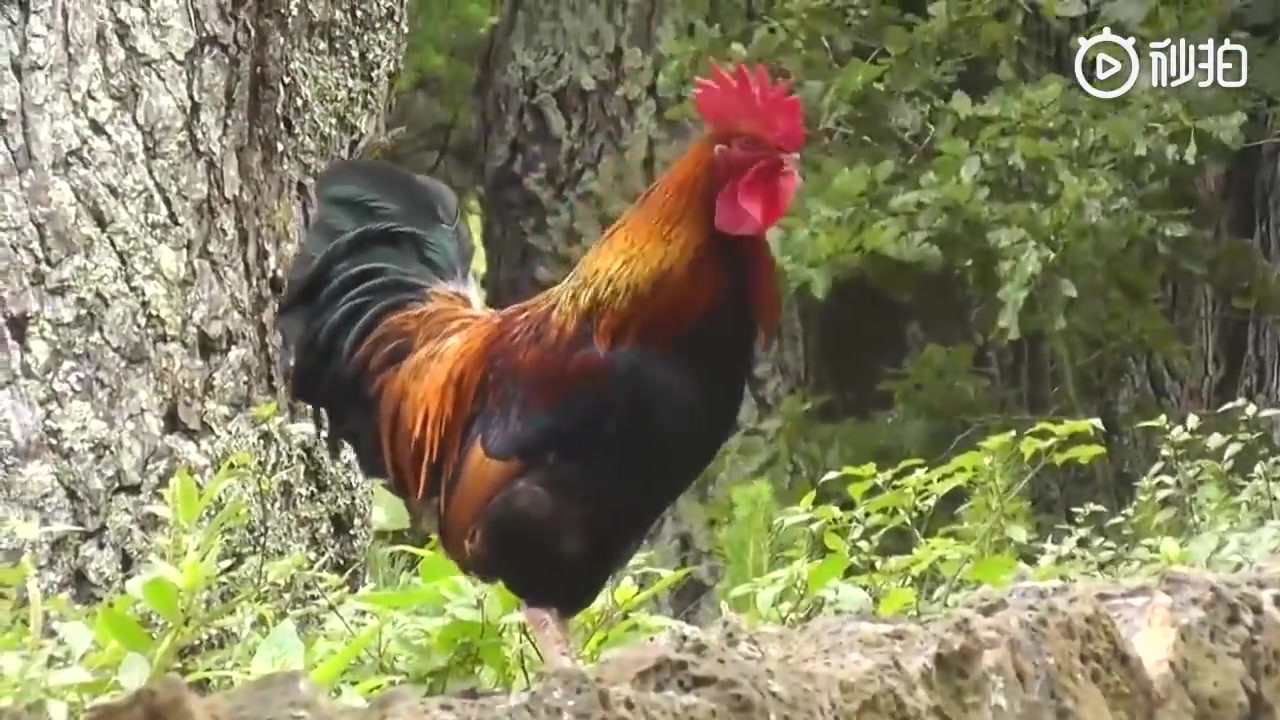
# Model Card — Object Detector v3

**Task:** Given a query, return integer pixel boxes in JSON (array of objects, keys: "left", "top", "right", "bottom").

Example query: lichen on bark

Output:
[
  {"left": 475, "top": 0, "right": 676, "bottom": 307},
  {"left": 1, "top": 0, "right": 406, "bottom": 600}
]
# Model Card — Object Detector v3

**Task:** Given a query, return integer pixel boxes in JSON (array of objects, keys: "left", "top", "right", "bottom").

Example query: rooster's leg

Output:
[{"left": 523, "top": 606, "right": 575, "bottom": 670}]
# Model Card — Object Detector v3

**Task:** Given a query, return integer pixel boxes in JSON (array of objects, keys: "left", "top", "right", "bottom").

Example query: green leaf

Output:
[
  {"left": 797, "top": 490, "right": 817, "bottom": 510},
  {"left": 819, "top": 582, "right": 873, "bottom": 614},
  {"left": 201, "top": 457, "right": 247, "bottom": 512},
  {"left": 1005, "top": 524, "right": 1030, "bottom": 544},
  {"left": 754, "top": 584, "right": 780, "bottom": 619},
  {"left": 862, "top": 488, "right": 911, "bottom": 515},
  {"left": 250, "top": 619, "right": 306, "bottom": 676},
  {"left": 96, "top": 606, "right": 153, "bottom": 654},
  {"left": 417, "top": 551, "right": 461, "bottom": 584},
  {"left": 963, "top": 553, "right": 1019, "bottom": 587},
  {"left": 357, "top": 585, "right": 448, "bottom": 610},
  {"left": 876, "top": 586, "right": 917, "bottom": 617},
  {"left": 0, "top": 559, "right": 29, "bottom": 587},
  {"left": 618, "top": 568, "right": 691, "bottom": 612},
  {"left": 1031, "top": 418, "right": 1100, "bottom": 438},
  {"left": 371, "top": 485, "right": 412, "bottom": 532},
  {"left": 611, "top": 576, "right": 639, "bottom": 605},
  {"left": 883, "top": 25, "right": 912, "bottom": 55},
  {"left": 171, "top": 468, "right": 201, "bottom": 528},
  {"left": 56, "top": 620, "right": 97, "bottom": 663},
  {"left": 846, "top": 478, "right": 877, "bottom": 502},
  {"left": 180, "top": 546, "right": 213, "bottom": 594},
  {"left": 840, "top": 462, "right": 879, "bottom": 479},
  {"left": 807, "top": 553, "right": 850, "bottom": 594},
  {"left": 251, "top": 400, "right": 279, "bottom": 421},
  {"left": 310, "top": 621, "right": 382, "bottom": 689},
  {"left": 116, "top": 652, "right": 151, "bottom": 691},
  {"left": 950, "top": 90, "right": 973, "bottom": 116},
  {"left": 46, "top": 664, "right": 95, "bottom": 688},
  {"left": 977, "top": 433, "right": 1014, "bottom": 452},
  {"left": 1051, "top": 443, "right": 1107, "bottom": 466},
  {"left": 139, "top": 575, "right": 183, "bottom": 624}
]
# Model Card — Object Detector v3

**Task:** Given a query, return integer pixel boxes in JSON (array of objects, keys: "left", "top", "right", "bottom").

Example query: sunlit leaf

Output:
[
  {"left": 807, "top": 553, "right": 850, "bottom": 594},
  {"left": 876, "top": 587, "right": 917, "bottom": 617},
  {"left": 116, "top": 653, "right": 151, "bottom": 692},
  {"left": 250, "top": 619, "right": 306, "bottom": 676},
  {"left": 96, "top": 607, "right": 153, "bottom": 654}
]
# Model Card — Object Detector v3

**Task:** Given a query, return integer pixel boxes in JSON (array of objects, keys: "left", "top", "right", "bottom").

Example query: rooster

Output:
[{"left": 276, "top": 62, "right": 805, "bottom": 668}]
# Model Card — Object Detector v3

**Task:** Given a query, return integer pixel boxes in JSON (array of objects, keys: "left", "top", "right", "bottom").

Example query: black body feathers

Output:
[
  {"left": 464, "top": 243, "right": 760, "bottom": 617},
  {"left": 277, "top": 159, "right": 474, "bottom": 475}
]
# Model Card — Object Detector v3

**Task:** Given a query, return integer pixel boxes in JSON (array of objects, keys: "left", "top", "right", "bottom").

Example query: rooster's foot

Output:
[{"left": 523, "top": 606, "right": 577, "bottom": 670}]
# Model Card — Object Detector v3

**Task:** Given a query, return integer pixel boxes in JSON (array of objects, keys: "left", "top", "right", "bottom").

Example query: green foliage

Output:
[
  {"left": 397, "top": 0, "right": 492, "bottom": 101},
  {"left": 669, "top": 0, "right": 1275, "bottom": 323},
  {"left": 6, "top": 402, "right": 1277, "bottom": 713},
  {"left": 709, "top": 402, "right": 1280, "bottom": 629},
  {"left": 662, "top": 0, "right": 1280, "bottom": 461},
  {"left": 0, "top": 452, "right": 685, "bottom": 713},
  {"left": 0, "top": 457, "right": 352, "bottom": 716},
  {"left": 1040, "top": 400, "right": 1280, "bottom": 576}
]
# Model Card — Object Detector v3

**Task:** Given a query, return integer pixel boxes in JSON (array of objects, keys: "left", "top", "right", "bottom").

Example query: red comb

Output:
[{"left": 692, "top": 62, "right": 805, "bottom": 153}]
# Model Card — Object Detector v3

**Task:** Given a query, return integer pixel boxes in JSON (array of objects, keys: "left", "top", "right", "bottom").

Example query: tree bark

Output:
[
  {"left": 475, "top": 0, "right": 678, "bottom": 308},
  {"left": 1, "top": 0, "right": 406, "bottom": 600}
]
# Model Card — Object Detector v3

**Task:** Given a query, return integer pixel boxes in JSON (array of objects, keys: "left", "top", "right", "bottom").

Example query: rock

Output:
[{"left": 70, "top": 566, "right": 1280, "bottom": 719}]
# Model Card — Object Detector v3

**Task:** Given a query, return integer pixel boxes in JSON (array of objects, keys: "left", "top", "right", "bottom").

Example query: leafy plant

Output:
[
  {"left": 5, "top": 401, "right": 1279, "bottom": 714},
  {"left": 709, "top": 404, "right": 1279, "bottom": 630}
]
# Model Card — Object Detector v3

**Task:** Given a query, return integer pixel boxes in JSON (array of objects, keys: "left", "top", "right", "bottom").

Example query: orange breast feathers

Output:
[
  {"left": 354, "top": 286, "right": 589, "bottom": 565},
  {"left": 357, "top": 286, "right": 501, "bottom": 533}
]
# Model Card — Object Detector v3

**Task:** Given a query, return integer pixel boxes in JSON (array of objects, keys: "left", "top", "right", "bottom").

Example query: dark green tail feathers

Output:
[{"left": 277, "top": 159, "right": 477, "bottom": 476}]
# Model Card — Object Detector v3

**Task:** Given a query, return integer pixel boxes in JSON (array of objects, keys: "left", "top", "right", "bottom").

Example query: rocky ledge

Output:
[{"left": 74, "top": 566, "right": 1280, "bottom": 719}]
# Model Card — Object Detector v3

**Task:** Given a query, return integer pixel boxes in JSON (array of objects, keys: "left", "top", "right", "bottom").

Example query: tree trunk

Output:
[
  {"left": 475, "top": 0, "right": 682, "bottom": 308},
  {"left": 1, "top": 0, "right": 406, "bottom": 601}
]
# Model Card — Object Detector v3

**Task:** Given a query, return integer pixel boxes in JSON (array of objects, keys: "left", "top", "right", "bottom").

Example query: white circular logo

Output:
[{"left": 1074, "top": 27, "right": 1141, "bottom": 100}]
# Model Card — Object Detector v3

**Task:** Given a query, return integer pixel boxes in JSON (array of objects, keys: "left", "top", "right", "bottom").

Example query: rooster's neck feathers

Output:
[
  {"left": 541, "top": 137, "right": 726, "bottom": 344},
  {"left": 540, "top": 134, "right": 778, "bottom": 346}
]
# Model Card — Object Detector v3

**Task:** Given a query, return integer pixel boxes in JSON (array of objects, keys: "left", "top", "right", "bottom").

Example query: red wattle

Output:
[{"left": 714, "top": 158, "right": 798, "bottom": 236}]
